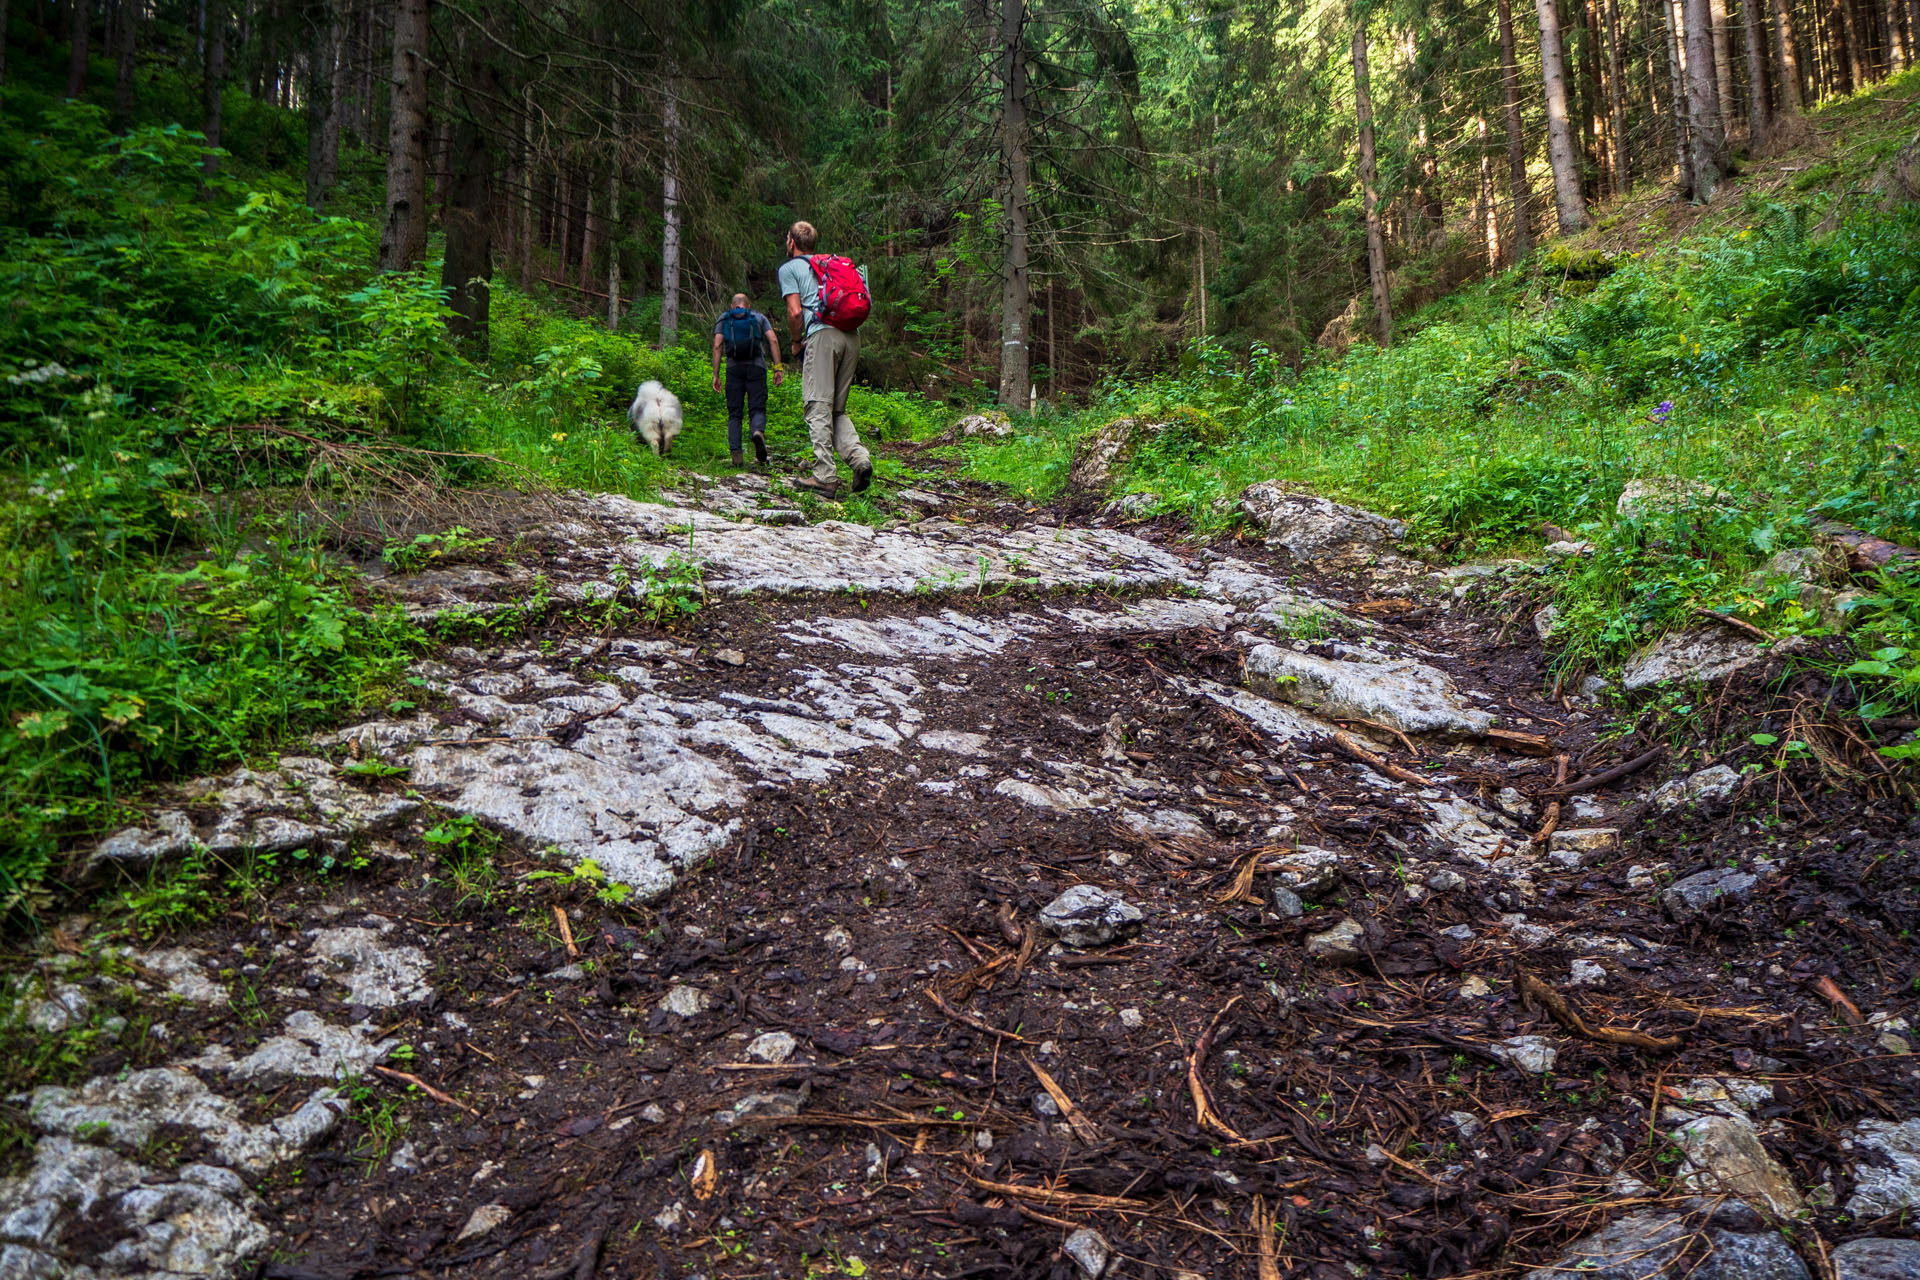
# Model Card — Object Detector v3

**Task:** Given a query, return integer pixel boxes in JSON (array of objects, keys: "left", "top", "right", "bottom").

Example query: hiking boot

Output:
[
  {"left": 730, "top": 449, "right": 745, "bottom": 468},
  {"left": 751, "top": 432, "right": 767, "bottom": 466},
  {"left": 851, "top": 461, "right": 873, "bottom": 494},
  {"left": 792, "top": 476, "right": 839, "bottom": 499}
]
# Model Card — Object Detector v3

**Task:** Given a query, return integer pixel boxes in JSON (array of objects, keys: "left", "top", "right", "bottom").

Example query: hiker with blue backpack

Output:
[
  {"left": 778, "top": 220, "right": 873, "bottom": 498},
  {"left": 711, "top": 292, "right": 783, "bottom": 469}
]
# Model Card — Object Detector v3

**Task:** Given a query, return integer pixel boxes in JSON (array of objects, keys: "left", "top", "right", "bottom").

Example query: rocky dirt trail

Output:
[{"left": 5, "top": 467, "right": 1920, "bottom": 1280}]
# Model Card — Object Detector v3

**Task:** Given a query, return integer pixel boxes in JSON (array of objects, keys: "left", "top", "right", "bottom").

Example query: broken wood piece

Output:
[
  {"left": 1531, "top": 754, "right": 1571, "bottom": 846},
  {"left": 553, "top": 905, "right": 578, "bottom": 958},
  {"left": 1692, "top": 605, "right": 1778, "bottom": 644},
  {"left": 1482, "top": 728, "right": 1555, "bottom": 755},
  {"left": 1812, "top": 517, "right": 1918, "bottom": 577},
  {"left": 967, "top": 1175, "right": 1151, "bottom": 1212},
  {"left": 1353, "top": 597, "right": 1414, "bottom": 615},
  {"left": 1213, "top": 851, "right": 1263, "bottom": 905},
  {"left": 1544, "top": 745, "right": 1666, "bottom": 796},
  {"left": 1514, "top": 971, "right": 1680, "bottom": 1051},
  {"left": 1810, "top": 974, "right": 1865, "bottom": 1026},
  {"left": 1329, "top": 730, "right": 1427, "bottom": 787},
  {"left": 1024, "top": 1055, "right": 1105, "bottom": 1145},
  {"left": 372, "top": 1065, "right": 480, "bottom": 1116},
  {"left": 1253, "top": 1196, "right": 1283, "bottom": 1280},
  {"left": 922, "top": 985, "right": 1033, "bottom": 1043},
  {"left": 1187, "top": 996, "right": 1248, "bottom": 1142}
]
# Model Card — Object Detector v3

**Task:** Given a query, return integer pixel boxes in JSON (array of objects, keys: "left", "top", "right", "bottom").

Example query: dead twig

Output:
[
  {"left": 1329, "top": 731, "right": 1427, "bottom": 787},
  {"left": 968, "top": 1175, "right": 1150, "bottom": 1212},
  {"left": 1515, "top": 971, "right": 1680, "bottom": 1051},
  {"left": 553, "top": 905, "right": 578, "bottom": 959},
  {"left": 1544, "top": 745, "right": 1667, "bottom": 796},
  {"left": 1187, "top": 996, "right": 1247, "bottom": 1142},
  {"left": 1810, "top": 974, "right": 1866, "bottom": 1026},
  {"left": 1024, "top": 1056, "right": 1105, "bottom": 1145},
  {"left": 372, "top": 1065, "right": 480, "bottom": 1116},
  {"left": 1692, "top": 605, "right": 1778, "bottom": 644},
  {"left": 1531, "top": 754, "right": 1571, "bottom": 846},
  {"left": 922, "top": 985, "right": 1034, "bottom": 1043},
  {"left": 1253, "top": 1196, "right": 1283, "bottom": 1280}
]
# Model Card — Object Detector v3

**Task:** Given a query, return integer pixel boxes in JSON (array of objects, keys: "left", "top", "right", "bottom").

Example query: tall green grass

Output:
[{"left": 956, "top": 200, "right": 1920, "bottom": 691}]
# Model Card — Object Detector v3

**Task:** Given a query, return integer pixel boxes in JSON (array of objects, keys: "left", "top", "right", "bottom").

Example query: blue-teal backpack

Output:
[{"left": 720, "top": 308, "right": 761, "bottom": 362}]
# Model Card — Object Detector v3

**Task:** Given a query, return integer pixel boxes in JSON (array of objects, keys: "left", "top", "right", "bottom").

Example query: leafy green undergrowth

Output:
[
  {"left": 962, "top": 198, "right": 1920, "bottom": 718},
  {"left": 0, "top": 99, "right": 952, "bottom": 913}
]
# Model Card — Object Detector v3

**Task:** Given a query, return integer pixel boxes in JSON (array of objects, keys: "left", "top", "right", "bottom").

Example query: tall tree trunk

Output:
[
  {"left": 1711, "top": 0, "right": 1737, "bottom": 126},
  {"left": 1573, "top": 0, "right": 1602, "bottom": 197},
  {"left": 0, "top": 0, "right": 10, "bottom": 83},
  {"left": 997, "top": 0, "right": 1031, "bottom": 409},
  {"left": 1773, "top": 0, "right": 1806, "bottom": 108},
  {"left": 203, "top": 0, "right": 227, "bottom": 175},
  {"left": 1743, "top": 0, "right": 1775, "bottom": 143},
  {"left": 1890, "top": 0, "right": 1909, "bottom": 69},
  {"left": 519, "top": 84, "right": 535, "bottom": 292},
  {"left": 659, "top": 75, "right": 682, "bottom": 347},
  {"left": 1684, "top": 0, "right": 1730, "bottom": 198},
  {"left": 111, "top": 0, "right": 137, "bottom": 128},
  {"left": 377, "top": 0, "right": 429, "bottom": 271},
  {"left": 304, "top": 0, "right": 335, "bottom": 208},
  {"left": 1537, "top": 0, "right": 1590, "bottom": 230},
  {"left": 1665, "top": 0, "right": 1696, "bottom": 189},
  {"left": 1497, "top": 0, "right": 1536, "bottom": 257},
  {"left": 441, "top": 57, "right": 494, "bottom": 354},
  {"left": 67, "top": 0, "right": 90, "bottom": 98},
  {"left": 1352, "top": 17, "right": 1394, "bottom": 345},
  {"left": 1836, "top": 0, "right": 1865, "bottom": 84},
  {"left": 1478, "top": 116, "right": 1500, "bottom": 267},
  {"left": 578, "top": 182, "right": 595, "bottom": 292},
  {"left": 606, "top": 82, "right": 622, "bottom": 329},
  {"left": 1606, "top": 0, "right": 1631, "bottom": 191}
]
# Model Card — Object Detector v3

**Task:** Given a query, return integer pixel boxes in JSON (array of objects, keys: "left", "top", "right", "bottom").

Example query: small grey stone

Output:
[
  {"left": 1570, "top": 959, "right": 1607, "bottom": 986},
  {"left": 1651, "top": 765, "right": 1743, "bottom": 816},
  {"left": 744, "top": 1031, "right": 797, "bottom": 1064},
  {"left": 1549, "top": 828, "right": 1619, "bottom": 856},
  {"left": 1270, "top": 885, "right": 1305, "bottom": 917},
  {"left": 1524, "top": 1211, "right": 1809, "bottom": 1280},
  {"left": 714, "top": 648, "right": 746, "bottom": 667},
  {"left": 1426, "top": 869, "right": 1467, "bottom": 892},
  {"left": 1833, "top": 1238, "right": 1920, "bottom": 1280},
  {"left": 1063, "top": 1226, "right": 1112, "bottom": 1278},
  {"left": 388, "top": 1141, "right": 422, "bottom": 1172},
  {"left": 456, "top": 1204, "right": 512, "bottom": 1243},
  {"left": 1305, "top": 918, "right": 1368, "bottom": 964},
  {"left": 1118, "top": 1008, "right": 1145, "bottom": 1030},
  {"left": 658, "top": 986, "right": 711, "bottom": 1017},
  {"left": 1579, "top": 675, "right": 1613, "bottom": 697},
  {"left": 1039, "top": 885, "right": 1145, "bottom": 947},
  {"left": 1661, "top": 865, "right": 1768, "bottom": 920},
  {"left": 1448, "top": 1110, "right": 1483, "bottom": 1141},
  {"left": 1440, "top": 924, "right": 1475, "bottom": 941},
  {"left": 1492, "top": 1035, "right": 1558, "bottom": 1073},
  {"left": 1880, "top": 1032, "right": 1913, "bottom": 1055}
]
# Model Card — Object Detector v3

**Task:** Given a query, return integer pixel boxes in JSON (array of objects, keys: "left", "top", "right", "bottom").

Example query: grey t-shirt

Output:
[
  {"left": 712, "top": 308, "right": 774, "bottom": 370},
  {"left": 778, "top": 255, "right": 869, "bottom": 340}
]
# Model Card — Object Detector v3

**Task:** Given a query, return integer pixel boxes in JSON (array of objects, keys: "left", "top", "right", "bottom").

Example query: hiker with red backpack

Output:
[
  {"left": 710, "top": 292, "right": 783, "bottom": 469},
  {"left": 778, "top": 220, "right": 873, "bottom": 498}
]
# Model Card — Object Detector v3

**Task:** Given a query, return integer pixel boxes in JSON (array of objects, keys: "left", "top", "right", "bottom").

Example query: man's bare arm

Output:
[
  {"left": 784, "top": 293, "right": 805, "bottom": 347},
  {"left": 711, "top": 332, "right": 724, "bottom": 391},
  {"left": 765, "top": 323, "right": 782, "bottom": 367}
]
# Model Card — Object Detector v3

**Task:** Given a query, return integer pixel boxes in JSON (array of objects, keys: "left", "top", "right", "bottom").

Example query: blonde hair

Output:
[{"left": 788, "top": 221, "right": 818, "bottom": 253}]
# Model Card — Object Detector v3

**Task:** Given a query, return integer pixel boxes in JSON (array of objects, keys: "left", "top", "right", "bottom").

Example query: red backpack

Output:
[{"left": 807, "top": 254, "right": 872, "bottom": 332}]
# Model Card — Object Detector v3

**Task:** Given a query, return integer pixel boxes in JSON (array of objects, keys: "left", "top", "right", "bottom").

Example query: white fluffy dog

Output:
[{"left": 627, "top": 380, "right": 683, "bottom": 456}]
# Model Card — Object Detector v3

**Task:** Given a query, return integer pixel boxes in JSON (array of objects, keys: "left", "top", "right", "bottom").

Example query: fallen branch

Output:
[
  {"left": 1483, "top": 728, "right": 1556, "bottom": 755},
  {"left": 1811, "top": 974, "right": 1866, "bottom": 1026},
  {"left": 1337, "top": 715, "right": 1420, "bottom": 756},
  {"left": 1253, "top": 1197, "right": 1283, "bottom": 1280},
  {"left": 1692, "top": 606, "right": 1778, "bottom": 644},
  {"left": 968, "top": 1175, "right": 1151, "bottom": 1213},
  {"left": 1544, "top": 745, "right": 1667, "bottom": 797},
  {"left": 553, "top": 905, "right": 578, "bottom": 959},
  {"left": 1531, "top": 754, "right": 1571, "bottom": 846},
  {"left": 922, "top": 985, "right": 1033, "bottom": 1043},
  {"left": 1187, "top": 996, "right": 1247, "bottom": 1142},
  {"left": 1329, "top": 731, "right": 1427, "bottom": 787},
  {"left": 1025, "top": 1056, "right": 1105, "bottom": 1145},
  {"left": 372, "top": 1065, "right": 480, "bottom": 1115},
  {"left": 1515, "top": 972, "right": 1680, "bottom": 1051}
]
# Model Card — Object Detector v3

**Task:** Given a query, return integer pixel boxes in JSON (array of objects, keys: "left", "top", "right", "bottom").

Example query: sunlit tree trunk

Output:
[
  {"left": 1684, "top": 0, "right": 1730, "bottom": 198},
  {"left": 1665, "top": 0, "right": 1696, "bottom": 190},
  {"left": 1711, "top": 0, "right": 1737, "bottom": 127},
  {"left": 68, "top": 0, "right": 91, "bottom": 99},
  {"left": 1743, "top": 0, "right": 1774, "bottom": 144},
  {"left": 377, "top": 0, "right": 429, "bottom": 270},
  {"left": 659, "top": 73, "right": 682, "bottom": 347},
  {"left": 1497, "top": 0, "right": 1535, "bottom": 257},
  {"left": 1606, "top": 0, "right": 1632, "bottom": 191},
  {"left": 1889, "top": 0, "right": 1908, "bottom": 70},
  {"left": 1352, "top": 17, "right": 1393, "bottom": 345},
  {"left": 997, "top": 0, "right": 1031, "bottom": 410},
  {"left": 1537, "top": 0, "right": 1590, "bottom": 230},
  {"left": 607, "top": 83, "right": 622, "bottom": 330},
  {"left": 1773, "top": 0, "right": 1806, "bottom": 109},
  {"left": 1836, "top": 0, "right": 1865, "bottom": 86}
]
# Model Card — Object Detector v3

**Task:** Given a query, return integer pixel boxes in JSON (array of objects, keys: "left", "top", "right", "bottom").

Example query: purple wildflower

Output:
[{"left": 1650, "top": 400, "right": 1674, "bottom": 423}]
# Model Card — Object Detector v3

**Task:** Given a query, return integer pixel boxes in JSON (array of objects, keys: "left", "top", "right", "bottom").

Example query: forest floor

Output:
[{"left": 4, "top": 444, "right": 1919, "bottom": 1280}]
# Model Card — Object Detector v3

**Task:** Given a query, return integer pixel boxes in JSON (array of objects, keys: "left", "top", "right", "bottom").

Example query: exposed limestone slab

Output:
[
  {"left": 1845, "top": 1118, "right": 1920, "bottom": 1217},
  {"left": 306, "top": 927, "right": 431, "bottom": 1008},
  {"left": 229, "top": 1010, "right": 397, "bottom": 1081},
  {"left": 1244, "top": 643, "right": 1495, "bottom": 737},
  {"left": 1622, "top": 629, "right": 1801, "bottom": 691},
  {"left": 1238, "top": 485, "right": 1406, "bottom": 567},
  {"left": 1672, "top": 1114, "right": 1805, "bottom": 1216}
]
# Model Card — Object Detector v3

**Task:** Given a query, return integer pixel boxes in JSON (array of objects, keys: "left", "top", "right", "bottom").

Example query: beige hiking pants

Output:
[{"left": 800, "top": 326, "right": 870, "bottom": 484}]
